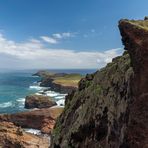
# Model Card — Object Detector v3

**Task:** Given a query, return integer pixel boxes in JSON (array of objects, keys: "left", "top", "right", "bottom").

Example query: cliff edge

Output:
[{"left": 50, "top": 18, "right": 148, "bottom": 148}]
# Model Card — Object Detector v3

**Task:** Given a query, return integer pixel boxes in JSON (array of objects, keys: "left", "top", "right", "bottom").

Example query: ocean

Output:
[{"left": 0, "top": 69, "right": 96, "bottom": 114}]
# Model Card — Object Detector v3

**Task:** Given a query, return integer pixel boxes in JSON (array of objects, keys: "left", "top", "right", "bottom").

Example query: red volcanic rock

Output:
[
  {"left": 0, "top": 107, "right": 63, "bottom": 134},
  {"left": 0, "top": 121, "right": 49, "bottom": 147},
  {"left": 119, "top": 19, "right": 148, "bottom": 148}
]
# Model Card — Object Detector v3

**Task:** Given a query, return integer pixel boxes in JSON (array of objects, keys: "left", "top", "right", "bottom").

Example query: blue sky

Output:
[{"left": 0, "top": 0, "right": 147, "bottom": 69}]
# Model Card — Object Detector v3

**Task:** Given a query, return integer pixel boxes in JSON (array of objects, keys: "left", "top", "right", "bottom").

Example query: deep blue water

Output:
[{"left": 0, "top": 69, "right": 96, "bottom": 114}]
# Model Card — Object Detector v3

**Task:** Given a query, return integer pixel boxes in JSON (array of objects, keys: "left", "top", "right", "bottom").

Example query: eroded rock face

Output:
[
  {"left": 0, "top": 107, "right": 63, "bottom": 134},
  {"left": 51, "top": 52, "right": 133, "bottom": 148},
  {"left": 25, "top": 95, "right": 57, "bottom": 109},
  {"left": 51, "top": 18, "right": 148, "bottom": 148},
  {"left": 0, "top": 121, "right": 49, "bottom": 148},
  {"left": 119, "top": 19, "right": 148, "bottom": 148}
]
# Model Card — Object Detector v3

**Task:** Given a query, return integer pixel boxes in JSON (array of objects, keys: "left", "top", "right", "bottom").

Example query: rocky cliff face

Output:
[
  {"left": 119, "top": 18, "right": 148, "bottom": 148},
  {"left": 50, "top": 18, "right": 148, "bottom": 148}
]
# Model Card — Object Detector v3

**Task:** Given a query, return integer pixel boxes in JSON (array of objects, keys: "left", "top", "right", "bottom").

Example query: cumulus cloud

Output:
[{"left": 0, "top": 33, "right": 122, "bottom": 69}]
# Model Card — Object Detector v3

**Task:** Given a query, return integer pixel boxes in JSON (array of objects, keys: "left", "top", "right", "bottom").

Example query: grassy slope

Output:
[{"left": 53, "top": 74, "right": 83, "bottom": 87}]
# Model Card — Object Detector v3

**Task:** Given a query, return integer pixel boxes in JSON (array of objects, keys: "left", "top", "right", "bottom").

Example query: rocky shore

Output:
[
  {"left": 0, "top": 107, "right": 63, "bottom": 134},
  {"left": 0, "top": 69, "right": 82, "bottom": 148},
  {"left": 0, "top": 71, "right": 80, "bottom": 147},
  {"left": 0, "top": 121, "right": 50, "bottom": 147}
]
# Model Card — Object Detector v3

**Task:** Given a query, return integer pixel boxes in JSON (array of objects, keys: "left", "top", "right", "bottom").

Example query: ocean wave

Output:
[
  {"left": 17, "top": 98, "right": 25, "bottom": 102},
  {"left": 29, "top": 85, "right": 44, "bottom": 90},
  {"left": 16, "top": 98, "right": 25, "bottom": 108},
  {"left": 0, "top": 101, "right": 13, "bottom": 108},
  {"left": 45, "top": 91, "right": 60, "bottom": 97}
]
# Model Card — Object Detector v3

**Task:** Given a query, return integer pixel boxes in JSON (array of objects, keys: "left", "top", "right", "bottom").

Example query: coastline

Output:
[{"left": 0, "top": 70, "right": 83, "bottom": 147}]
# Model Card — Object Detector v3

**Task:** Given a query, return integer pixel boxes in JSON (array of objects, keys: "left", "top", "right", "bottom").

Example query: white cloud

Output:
[
  {"left": 53, "top": 33, "right": 62, "bottom": 39},
  {"left": 53, "top": 32, "right": 75, "bottom": 39},
  {"left": 40, "top": 32, "right": 75, "bottom": 44},
  {"left": 40, "top": 36, "right": 58, "bottom": 44},
  {"left": 0, "top": 33, "right": 122, "bottom": 69}
]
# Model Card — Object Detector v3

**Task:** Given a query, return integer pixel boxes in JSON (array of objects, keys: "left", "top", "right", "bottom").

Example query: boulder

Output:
[
  {"left": 0, "top": 121, "right": 49, "bottom": 148},
  {"left": 25, "top": 94, "right": 57, "bottom": 109}
]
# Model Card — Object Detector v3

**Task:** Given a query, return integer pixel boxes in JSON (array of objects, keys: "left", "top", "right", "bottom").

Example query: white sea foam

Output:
[
  {"left": 24, "top": 128, "right": 41, "bottom": 135},
  {"left": 16, "top": 98, "right": 25, "bottom": 108},
  {"left": 17, "top": 98, "right": 25, "bottom": 102},
  {"left": 24, "top": 128, "right": 51, "bottom": 143},
  {"left": 56, "top": 99, "right": 65, "bottom": 106},
  {"left": 0, "top": 101, "right": 13, "bottom": 108},
  {"left": 45, "top": 91, "right": 60, "bottom": 97},
  {"left": 35, "top": 92, "right": 43, "bottom": 95},
  {"left": 29, "top": 85, "right": 43, "bottom": 90}
]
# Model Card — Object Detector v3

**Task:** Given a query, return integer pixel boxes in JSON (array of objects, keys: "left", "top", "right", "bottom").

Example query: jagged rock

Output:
[
  {"left": 25, "top": 95, "right": 57, "bottom": 109},
  {"left": 0, "top": 107, "right": 63, "bottom": 134},
  {"left": 0, "top": 121, "right": 49, "bottom": 148},
  {"left": 50, "top": 17, "right": 148, "bottom": 148}
]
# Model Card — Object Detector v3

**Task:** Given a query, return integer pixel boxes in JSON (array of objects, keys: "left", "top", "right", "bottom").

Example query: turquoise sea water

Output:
[
  {"left": 0, "top": 72, "right": 40, "bottom": 113},
  {"left": 0, "top": 69, "right": 96, "bottom": 114}
]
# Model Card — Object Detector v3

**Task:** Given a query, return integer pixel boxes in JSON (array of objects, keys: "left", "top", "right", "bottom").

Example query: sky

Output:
[{"left": 0, "top": 0, "right": 147, "bottom": 70}]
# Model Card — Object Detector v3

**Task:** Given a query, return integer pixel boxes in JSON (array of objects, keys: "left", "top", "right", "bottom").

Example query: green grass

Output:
[
  {"left": 53, "top": 74, "right": 83, "bottom": 87},
  {"left": 123, "top": 19, "right": 148, "bottom": 31}
]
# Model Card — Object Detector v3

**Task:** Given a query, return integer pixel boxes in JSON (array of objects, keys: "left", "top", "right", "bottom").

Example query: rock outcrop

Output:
[
  {"left": 50, "top": 18, "right": 148, "bottom": 148},
  {"left": 0, "top": 107, "right": 63, "bottom": 134},
  {"left": 0, "top": 121, "right": 49, "bottom": 148},
  {"left": 34, "top": 71, "right": 82, "bottom": 94},
  {"left": 25, "top": 94, "right": 57, "bottom": 109}
]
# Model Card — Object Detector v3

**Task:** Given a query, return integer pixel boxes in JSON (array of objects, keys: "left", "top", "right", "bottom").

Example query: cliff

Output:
[
  {"left": 34, "top": 71, "right": 83, "bottom": 94},
  {"left": 50, "top": 18, "right": 148, "bottom": 148}
]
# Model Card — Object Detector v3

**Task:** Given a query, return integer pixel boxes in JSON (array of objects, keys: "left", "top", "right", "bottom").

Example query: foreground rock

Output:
[
  {"left": 25, "top": 94, "right": 57, "bottom": 109},
  {"left": 0, "top": 121, "right": 49, "bottom": 148},
  {"left": 51, "top": 18, "right": 148, "bottom": 148},
  {"left": 0, "top": 107, "right": 63, "bottom": 134}
]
